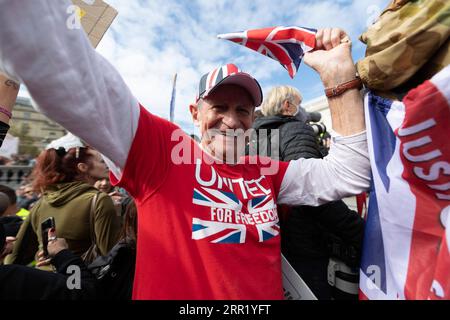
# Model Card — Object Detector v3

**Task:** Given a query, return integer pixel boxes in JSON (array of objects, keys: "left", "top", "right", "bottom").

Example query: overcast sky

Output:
[{"left": 21, "top": 0, "right": 391, "bottom": 134}]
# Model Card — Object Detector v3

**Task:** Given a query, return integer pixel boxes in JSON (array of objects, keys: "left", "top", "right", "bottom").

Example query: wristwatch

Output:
[{"left": 325, "top": 76, "right": 363, "bottom": 98}]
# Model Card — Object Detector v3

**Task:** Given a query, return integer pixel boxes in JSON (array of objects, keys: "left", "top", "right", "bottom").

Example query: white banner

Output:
[
  {"left": 0, "top": 133, "right": 19, "bottom": 158},
  {"left": 282, "top": 254, "right": 317, "bottom": 300}
]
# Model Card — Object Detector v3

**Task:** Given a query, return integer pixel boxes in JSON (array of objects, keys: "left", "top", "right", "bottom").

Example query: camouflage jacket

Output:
[{"left": 357, "top": 0, "right": 450, "bottom": 99}]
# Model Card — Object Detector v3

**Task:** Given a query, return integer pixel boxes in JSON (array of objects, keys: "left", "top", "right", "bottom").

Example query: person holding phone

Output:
[
  {"left": 0, "top": 227, "right": 99, "bottom": 299},
  {"left": 0, "top": 201, "right": 137, "bottom": 300},
  {"left": 5, "top": 147, "right": 121, "bottom": 267},
  {"left": 40, "top": 217, "right": 55, "bottom": 259}
]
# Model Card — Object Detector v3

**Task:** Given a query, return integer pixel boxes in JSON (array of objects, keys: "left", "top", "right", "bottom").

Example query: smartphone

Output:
[{"left": 41, "top": 217, "right": 55, "bottom": 257}]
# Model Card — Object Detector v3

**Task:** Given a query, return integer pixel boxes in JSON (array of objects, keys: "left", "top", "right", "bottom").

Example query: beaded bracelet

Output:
[{"left": 0, "top": 106, "right": 12, "bottom": 119}]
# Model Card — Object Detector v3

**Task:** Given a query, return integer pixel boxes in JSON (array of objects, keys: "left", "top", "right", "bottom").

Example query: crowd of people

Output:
[
  {"left": 0, "top": 0, "right": 448, "bottom": 300},
  {"left": 0, "top": 117, "right": 362, "bottom": 300},
  {"left": 0, "top": 145, "right": 134, "bottom": 298},
  {"left": 0, "top": 154, "right": 35, "bottom": 166}
]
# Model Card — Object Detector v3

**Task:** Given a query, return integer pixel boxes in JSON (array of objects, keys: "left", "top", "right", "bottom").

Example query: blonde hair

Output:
[{"left": 260, "top": 86, "right": 302, "bottom": 116}]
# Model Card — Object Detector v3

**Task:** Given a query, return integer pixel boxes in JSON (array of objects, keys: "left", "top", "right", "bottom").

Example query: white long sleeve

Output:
[
  {"left": 278, "top": 130, "right": 371, "bottom": 206},
  {"left": 0, "top": 0, "right": 139, "bottom": 170}
]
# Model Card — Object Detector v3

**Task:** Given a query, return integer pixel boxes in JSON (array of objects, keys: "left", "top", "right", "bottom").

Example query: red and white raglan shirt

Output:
[
  {"left": 0, "top": 0, "right": 371, "bottom": 300},
  {"left": 111, "top": 106, "right": 291, "bottom": 299},
  {"left": 108, "top": 105, "right": 370, "bottom": 300}
]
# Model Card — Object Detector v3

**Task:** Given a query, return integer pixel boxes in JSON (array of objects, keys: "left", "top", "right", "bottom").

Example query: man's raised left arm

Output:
[{"left": 277, "top": 28, "right": 370, "bottom": 206}]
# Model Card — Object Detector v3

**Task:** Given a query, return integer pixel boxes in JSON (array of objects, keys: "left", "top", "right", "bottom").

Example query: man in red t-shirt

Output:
[{"left": 0, "top": 1, "right": 370, "bottom": 299}]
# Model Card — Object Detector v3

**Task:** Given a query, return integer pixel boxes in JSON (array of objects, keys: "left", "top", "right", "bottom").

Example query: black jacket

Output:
[
  {"left": 251, "top": 115, "right": 365, "bottom": 265},
  {"left": 0, "top": 239, "right": 135, "bottom": 300},
  {"left": 87, "top": 239, "right": 136, "bottom": 300},
  {"left": 0, "top": 249, "right": 98, "bottom": 300},
  {"left": 251, "top": 115, "right": 322, "bottom": 160},
  {"left": 0, "top": 216, "right": 23, "bottom": 237}
]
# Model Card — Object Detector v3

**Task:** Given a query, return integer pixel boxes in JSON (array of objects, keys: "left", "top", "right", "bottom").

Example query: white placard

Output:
[
  {"left": 282, "top": 254, "right": 317, "bottom": 300},
  {"left": 0, "top": 133, "right": 19, "bottom": 158},
  {"left": 71, "top": 0, "right": 118, "bottom": 48}
]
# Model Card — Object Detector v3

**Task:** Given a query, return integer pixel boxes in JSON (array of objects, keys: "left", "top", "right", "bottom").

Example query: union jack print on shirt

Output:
[
  {"left": 192, "top": 185, "right": 279, "bottom": 244},
  {"left": 247, "top": 194, "right": 275, "bottom": 213},
  {"left": 192, "top": 218, "right": 247, "bottom": 244},
  {"left": 256, "top": 220, "right": 280, "bottom": 242},
  {"left": 193, "top": 187, "right": 243, "bottom": 211}
]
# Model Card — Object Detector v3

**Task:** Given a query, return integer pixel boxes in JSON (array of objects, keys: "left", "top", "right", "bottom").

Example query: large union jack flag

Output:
[
  {"left": 218, "top": 26, "right": 316, "bottom": 78},
  {"left": 360, "top": 65, "right": 450, "bottom": 300}
]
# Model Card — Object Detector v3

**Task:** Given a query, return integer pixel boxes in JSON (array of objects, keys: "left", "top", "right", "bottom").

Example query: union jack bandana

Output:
[{"left": 218, "top": 26, "right": 317, "bottom": 79}]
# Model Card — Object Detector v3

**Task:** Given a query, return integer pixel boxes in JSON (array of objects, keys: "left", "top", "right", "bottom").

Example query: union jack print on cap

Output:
[{"left": 197, "top": 63, "right": 263, "bottom": 106}]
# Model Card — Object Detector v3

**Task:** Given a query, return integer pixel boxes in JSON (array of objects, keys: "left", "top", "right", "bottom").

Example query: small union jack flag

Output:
[{"left": 218, "top": 26, "right": 317, "bottom": 78}]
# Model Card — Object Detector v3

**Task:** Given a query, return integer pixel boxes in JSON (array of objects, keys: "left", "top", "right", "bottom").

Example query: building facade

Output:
[{"left": 9, "top": 96, "right": 67, "bottom": 154}]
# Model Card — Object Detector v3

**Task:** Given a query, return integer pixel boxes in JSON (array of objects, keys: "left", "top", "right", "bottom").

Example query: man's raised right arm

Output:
[{"left": 0, "top": 0, "right": 139, "bottom": 171}]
